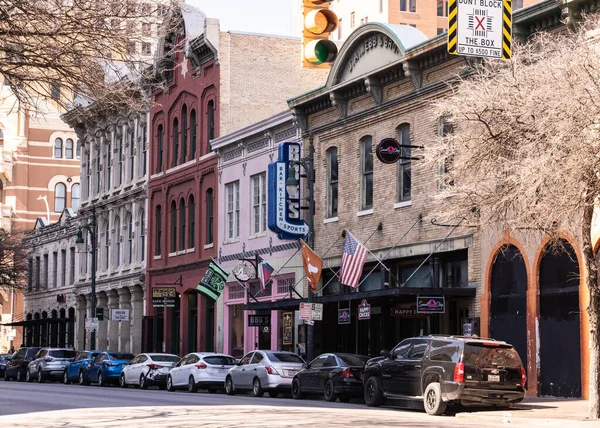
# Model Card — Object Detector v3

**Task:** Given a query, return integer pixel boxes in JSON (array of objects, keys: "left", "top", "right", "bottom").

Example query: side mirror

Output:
[{"left": 380, "top": 349, "right": 390, "bottom": 357}]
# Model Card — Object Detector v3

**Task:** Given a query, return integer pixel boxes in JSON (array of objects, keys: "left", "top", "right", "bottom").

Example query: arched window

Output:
[
  {"left": 105, "top": 142, "right": 112, "bottom": 190},
  {"left": 326, "top": 147, "right": 338, "bottom": 218},
  {"left": 76, "top": 140, "right": 81, "bottom": 159},
  {"left": 206, "top": 188, "right": 214, "bottom": 244},
  {"left": 117, "top": 135, "right": 123, "bottom": 187},
  {"left": 396, "top": 124, "right": 411, "bottom": 203},
  {"left": 114, "top": 216, "right": 121, "bottom": 267},
  {"left": 172, "top": 118, "right": 179, "bottom": 167},
  {"left": 126, "top": 212, "right": 133, "bottom": 264},
  {"left": 141, "top": 125, "right": 147, "bottom": 177},
  {"left": 65, "top": 138, "right": 74, "bottom": 159},
  {"left": 188, "top": 195, "right": 195, "bottom": 249},
  {"left": 54, "top": 138, "right": 63, "bottom": 158},
  {"left": 190, "top": 109, "right": 197, "bottom": 159},
  {"left": 207, "top": 100, "right": 215, "bottom": 144},
  {"left": 179, "top": 198, "right": 186, "bottom": 251},
  {"left": 155, "top": 205, "right": 162, "bottom": 256},
  {"left": 128, "top": 131, "right": 135, "bottom": 181},
  {"left": 157, "top": 124, "right": 164, "bottom": 172},
  {"left": 170, "top": 201, "right": 177, "bottom": 252},
  {"left": 181, "top": 105, "right": 188, "bottom": 162},
  {"left": 71, "top": 183, "right": 80, "bottom": 211},
  {"left": 103, "top": 221, "right": 110, "bottom": 270},
  {"left": 139, "top": 209, "right": 146, "bottom": 262},
  {"left": 54, "top": 183, "right": 66, "bottom": 212},
  {"left": 360, "top": 136, "right": 373, "bottom": 210}
]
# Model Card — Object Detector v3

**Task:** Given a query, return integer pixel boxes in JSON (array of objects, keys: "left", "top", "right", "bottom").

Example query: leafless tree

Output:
[
  {"left": 0, "top": 0, "right": 180, "bottom": 113},
  {"left": 424, "top": 14, "right": 600, "bottom": 418},
  {"left": 0, "top": 230, "right": 27, "bottom": 293}
]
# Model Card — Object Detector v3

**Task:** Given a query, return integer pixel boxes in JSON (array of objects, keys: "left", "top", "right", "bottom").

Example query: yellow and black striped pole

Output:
[
  {"left": 448, "top": 0, "right": 457, "bottom": 55},
  {"left": 502, "top": 0, "right": 512, "bottom": 59}
]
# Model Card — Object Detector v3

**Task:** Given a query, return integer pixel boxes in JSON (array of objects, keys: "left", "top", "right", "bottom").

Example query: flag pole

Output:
[{"left": 211, "top": 256, "right": 260, "bottom": 304}]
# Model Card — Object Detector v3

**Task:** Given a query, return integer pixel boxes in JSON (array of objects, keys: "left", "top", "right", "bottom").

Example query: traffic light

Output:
[{"left": 302, "top": 0, "right": 338, "bottom": 68}]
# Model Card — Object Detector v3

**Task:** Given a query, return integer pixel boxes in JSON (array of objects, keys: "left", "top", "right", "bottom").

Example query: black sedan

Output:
[{"left": 291, "top": 353, "right": 369, "bottom": 403}]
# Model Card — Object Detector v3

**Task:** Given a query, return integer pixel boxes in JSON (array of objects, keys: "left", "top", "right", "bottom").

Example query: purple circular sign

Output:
[{"left": 376, "top": 138, "right": 402, "bottom": 164}]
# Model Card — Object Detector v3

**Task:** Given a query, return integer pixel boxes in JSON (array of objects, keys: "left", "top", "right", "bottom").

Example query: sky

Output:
[{"left": 186, "top": 0, "right": 295, "bottom": 37}]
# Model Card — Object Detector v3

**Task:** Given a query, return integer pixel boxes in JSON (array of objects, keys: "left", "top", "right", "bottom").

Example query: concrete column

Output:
[
  {"left": 129, "top": 285, "right": 144, "bottom": 355},
  {"left": 118, "top": 288, "right": 131, "bottom": 353},
  {"left": 75, "top": 295, "right": 87, "bottom": 351},
  {"left": 106, "top": 290, "right": 119, "bottom": 351},
  {"left": 96, "top": 292, "right": 108, "bottom": 350}
]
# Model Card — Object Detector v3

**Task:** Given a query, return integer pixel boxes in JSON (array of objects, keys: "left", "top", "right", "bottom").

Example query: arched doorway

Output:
[
  {"left": 489, "top": 244, "right": 528, "bottom": 371},
  {"left": 539, "top": 239, "right": 581, "bottom": 397}
]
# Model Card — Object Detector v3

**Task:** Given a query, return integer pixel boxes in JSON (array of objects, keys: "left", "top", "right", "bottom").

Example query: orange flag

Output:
[{"left": 302, "top": 241, "right": 323, "bottom": 292}]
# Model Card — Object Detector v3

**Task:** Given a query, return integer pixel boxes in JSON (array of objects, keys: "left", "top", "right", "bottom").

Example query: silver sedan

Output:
[{"left": 224, "top": 350, "right": 305, "bottom": 398}]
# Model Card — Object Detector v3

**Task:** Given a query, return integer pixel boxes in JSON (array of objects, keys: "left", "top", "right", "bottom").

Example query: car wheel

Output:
[
  {"left": 364, "top": 376, "right": 384, "bottom": 407},
  {"left": 225, "top": 376, "right": 235, "bottom": 396},
  {"left": 424, "top": 382, "right": 447, "bottom": 416},
  {"left": 339, "top": 395, "right": 352, "bottom": 403},
  {"left": 140, "top": 374, "right": 148, "bottom": 390},
  {"left": 25, "top": 369, "right": 32, "bottom": 383},
  {"left": 120, "top": 374, "right": 127, "bottom": 388},
  {"left": 291, "top": 377, "right": 304, "bottom": 399},
  {"left": 79, "top": 370, "right": 89, "bottom": 386},
  {"left": 37, "top": 369, "right": 44, "bottom": 383},
  {"left": 16, "top": 368, "right": 24, "bottom": 382},
  {"left": 98, "top": 372, "right": 105, "bottom": 387},
  {"left": 167, "top": 375, "right": 175, "bottom": 392},
  {"left": 63, "top": 370, "right": 71, "bottom": 385},
  {"left": 268, "top": 391, "right": 279, "bottom": 398},
  {"left": 324, "top": 379, "right": 338, "bottom": 402},
  {"left": 187, "top": 375, "right": 198, "bottom": 393},
  {"left": 252, "top": 377, "right": 264, "bottom": 398}
]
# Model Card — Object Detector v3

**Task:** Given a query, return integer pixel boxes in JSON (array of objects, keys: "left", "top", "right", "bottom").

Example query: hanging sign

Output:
[
  {"left": 358, "top": 299, "right": 371, "bottom": 320},
  {"left": 299, "top": 302, "right": 323, "bottom": 321},
  {"left": 416, "top": 296, "right": 446, "bottom": 314},
  {"left": 282, "top": 312, "right": 293, "bottom": 345},
  {"left": 338, "top": 308, "right": 351, "bottom": 325},
  {"left": 375, "top": 138, "right": 403, "bottom": 164},
  {"left": 152, "top": 287, "right": 177, "bottom": 308}
]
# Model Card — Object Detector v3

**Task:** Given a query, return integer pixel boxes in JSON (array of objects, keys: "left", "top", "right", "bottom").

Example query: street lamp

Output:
[{"left": 76, "top": 211, "right": 97, "bottom": 350}]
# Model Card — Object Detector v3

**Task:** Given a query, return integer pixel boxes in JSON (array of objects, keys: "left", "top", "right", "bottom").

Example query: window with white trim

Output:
[
  {"left": 360, "top": 136, "right": 373, "bottom": 210},
  {"left": 251, "top": 173, "right": 266, "bottom": 234},
  {"left": 226, "top": 181, "right": 240, "bottom": 240}
]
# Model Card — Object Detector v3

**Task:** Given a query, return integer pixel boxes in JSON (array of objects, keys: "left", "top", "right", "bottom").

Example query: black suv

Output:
[
  {"left": 363, "top": 336, "right": 526, "bottom": 415},
  {"left": 4, "top": 347, "right": 41, "bottom": 382}
]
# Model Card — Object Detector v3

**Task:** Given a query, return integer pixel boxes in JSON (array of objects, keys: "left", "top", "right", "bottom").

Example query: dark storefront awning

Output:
[
  {"left": 1, "top": 317, "right": 71, "bottom": 327},
  {"left": 244, "top": 298, "right": 308, "bottom": 311}
]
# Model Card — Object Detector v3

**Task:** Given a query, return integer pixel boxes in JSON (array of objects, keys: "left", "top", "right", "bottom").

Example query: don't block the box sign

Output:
[{"left": 267, "top": 142, "right": 310, "bottom": 240}]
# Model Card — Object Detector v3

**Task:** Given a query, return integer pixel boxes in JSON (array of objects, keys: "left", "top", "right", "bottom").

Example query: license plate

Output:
[
  {"left": 287, "top": 370, "right": 297, "bottom": 376},
  {"left": 219, "top": 368, "right": 228, "bottom": 373},
  {"left": 487, "top": 374, "right": 500, "bottom": 382}
]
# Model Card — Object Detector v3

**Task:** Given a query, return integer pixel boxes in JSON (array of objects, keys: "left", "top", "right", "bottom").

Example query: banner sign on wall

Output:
[
  {"left": 338, "top": 308, "right": 351, "bottom": 325},
  {"left": 282, "top": 312, "right": 293, "bottom": 345},
  {"left": 248, "top": 314, "right": 271, "bottom": 327},
  {"left": 152, "top": 287, "right": 177, "bottom": 308},
  {"left": 358, "top": 299, "right": 371, "bottom": 320},
  {"left": 416, "top": 296, "right": 445, "bottom": 314}
]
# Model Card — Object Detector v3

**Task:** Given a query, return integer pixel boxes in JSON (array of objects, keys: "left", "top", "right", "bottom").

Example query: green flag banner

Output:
[{"left": 197, "top": 261, "right": 230, "bottom": 301}]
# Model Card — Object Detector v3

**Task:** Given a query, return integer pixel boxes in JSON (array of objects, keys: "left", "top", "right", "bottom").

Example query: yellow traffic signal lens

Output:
[
  {"left": 305, "top": 9, "right": 338, "bottom": 35},
  {"left": 304, "top": 40, "right": 338, "bottom": 65}
]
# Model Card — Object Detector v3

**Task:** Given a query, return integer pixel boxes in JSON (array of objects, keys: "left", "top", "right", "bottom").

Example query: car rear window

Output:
[
  {"left": 429, "top": 341, "right": 461, "bottom": 363},
  {"left": 149, "top": 355, "right": 180, "bottom": 363},
  {"left": 109, "top": 353, "right": 134, "bottom": 361},
  {"left": 266, "top": 352, "right": 304, "bottom": 364},
  {"left": 25, "top": 348, "right": 41, "bottom": 358},
  {"left": 464, "top": 343, "right": 522, "bottom": 367},
  {"left": 49, "top": 350, "right": 76, "bottom": 358},
  {"left": 204, "top": 356, "right": 237, "bottom": 366},
  {"left": 338, "top": 355, "right": 369, "bottom": 366}
]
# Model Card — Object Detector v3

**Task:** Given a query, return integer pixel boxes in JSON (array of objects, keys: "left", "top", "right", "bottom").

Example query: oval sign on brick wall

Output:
[{"left": 376, "top": 138, "right": 402, "bottom": 164}]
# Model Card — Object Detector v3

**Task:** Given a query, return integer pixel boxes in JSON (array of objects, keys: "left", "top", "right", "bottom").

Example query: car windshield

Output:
[
  {"left": 49, "top": 350, "right": 76, "bottom": 358},
  {"left": 109, "top": 353, "right": 134, "bottom": 361},
  {"left": 338, "top": 354, "right": 369, "bottom": 366},
  {"left": 149, "top": 355, "right": 180, "bottom": 363},
  {"left": 464, "top": 343, "right": 522, "bottom": 368},
  {"left": 266, "top": 352, "right": 304, "bottom": 364},
  {"left": 25, "top": 348, "right": 41, "bottom": 358},
  {"left": 204, "top": 356, "right": 237, "bottom": 366}
]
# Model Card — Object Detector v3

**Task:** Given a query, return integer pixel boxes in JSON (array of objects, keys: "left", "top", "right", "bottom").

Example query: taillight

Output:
[
  {"left": 340, "top": 368, "right": 352, "bottom": 379},
  {"left": 195, "top": 363, "right": 207, "bottom": 370},
  {"left": 21, "top": 361, "right": 28, "bottom": 366},
  {"left": 44, "top": 357, "right": 53, "bottom": 362},
  {"left": 521, "top": 367, "right": 526, "bottom": 387},
  {"left": 105, "top": 362, "right": 116, "bottom": 367},
  {"left": 148, "top": 364, "right": 163, "bottom": 370},
  {"left": 265, "top": 366, "right": 280, "bottom": 375},
  {"left": 454, "top": 362, "right": 465, "bottom": 383}
]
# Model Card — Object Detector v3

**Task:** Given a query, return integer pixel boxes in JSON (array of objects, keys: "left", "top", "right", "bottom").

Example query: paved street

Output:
[{"left": 1, "top": 381, "right": 600, "bottom": 427}]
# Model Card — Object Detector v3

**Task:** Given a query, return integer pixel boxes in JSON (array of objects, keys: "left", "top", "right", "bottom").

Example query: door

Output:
[
  {"left": 247, "top": 352, "right": 264, "bottom": 386},
  {"left": 171, "top": 355, "right": 189, "bottom": 386},
  {"left": 401, "top": 339, "right": 428, "bottom": 397},
  {"left": 235, "top": 352, "right": 254, "bottom": 388},
  {"left": 133, "top": 355, "right": 148, "bottom": 383},
  {"left": 184, "top": 354, "right": 199, "bottom": 384},
  {"left": 305, "top": 355, "right": 327, "bottom": 391},
  {"left": 380, "top": 339, "right": 412, "bottom": 395},
  {"left": 319, "top": 355, "right": 338, "bottom": 391},
  {"left": 125, "top": 355, "right": 140, "bottom": 383}
]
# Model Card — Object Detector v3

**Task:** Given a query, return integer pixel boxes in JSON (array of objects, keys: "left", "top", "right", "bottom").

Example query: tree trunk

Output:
[{"left": 581, "top": 203, "right": 600, "bottom": 419}]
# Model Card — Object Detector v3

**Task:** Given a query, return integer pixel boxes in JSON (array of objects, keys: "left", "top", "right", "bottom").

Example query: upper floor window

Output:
[
  {"left": 170, "top": 201, "right": 177, "bottom": 252},
  {"left": 129, "top": 131, "right": 135, "bottom": 181},
  {"left": 157, "top": 124, "right": 164, "bottom": 172},
  {"left": 114, "top": 216, "right": 121, "bottom": 267},
  {"left": 397, "top": 125, "right": 412, "bottom": 203},
  {"left": 105, "top": 142, "right": 112, "bottom": 190},
  {"left": 51, "top": 82, "right": 61, "bottom": 100},
  {"left": 139, "top": 209, "right": 146, "bottom": 262},
  {"left": 76, "top": 140, "right": 81, "bottom": 159},
  {"left": 54, "top": 138, "right": 63, "bottom": 158},
  {"left": 207, "top": 100, "right": 215, "bottom": 146},
  {"left": 173, "top": 118, "right": 179, "bottom": 167},
  {"left": 179, "top": 198, "right": 186, "bottom": 251},
  {"left": 206, "top": 188, "right": 214, "bottom": 245},
  {"left": 350, "top": 12, "right": 355, "bottom": 28},
  {"left": 437, "top": 0, "right": 448, "bottom": 17},
  {"left": 326, "top": 147, "right": 338, "bottom": 218},
  {"left": 71, "top": 183, "right": 81, "bottom": 211},
  {"left": 190, "top": 109, "right": 197, "bottom": 159},
  {"left": 65, "top": 138, "right": 74, "bottom": 159},
  {"left": 251, "top": 173, "right": 266, "bottom": 235},
  {"left": 400, "top": 0, "right": 416, "bottom": 12},
  {"left": 117, "top": 135, "right": 123, "bottom": 187},
  {"left": 188, "top": 195, "right": 195, "bottom": 249},
  {"left": 141, "top": 126, "right": 147, "bottom": 177},
  {"left": 95, "top": 146, "right": 100, "bottom": 194},
  {"left": 126, "top": 213, "right": 133, "bottom": 264},
  {"left": 103, "top": 221, "right": 110, "bottom": 270},
  {"left": 181, "top": 105, "right": 188, "bottom": 162},
  {"left": 54, "top": 183, "right": 66, "bottom": 212},
  {"left": 226, "top": 181, "right": 239, "bottom": 240},
  {"left": 360, "top": 136, "right": 373, "bottom": 210},
  {"left": 155, "top": 205, "right": 162, "bottom": 256},
  {"left": 379, "top": 0, "right": 383, "bottom": 13},
  {"left": 438, "top": 117, "right": 455, "bottom": 190}
]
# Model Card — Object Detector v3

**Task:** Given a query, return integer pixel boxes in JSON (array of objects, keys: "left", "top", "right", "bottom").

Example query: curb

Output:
[{"left": 455, "top": 412, "right": 598, "bottom": 426}]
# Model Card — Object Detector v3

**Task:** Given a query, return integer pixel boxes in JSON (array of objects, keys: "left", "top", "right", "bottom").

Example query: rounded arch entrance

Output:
[
  {"left": 489, "top": 244, "right": 528, "bottom": 372},
  {"left": 538, "top": 238, "right": 581, "bottom": 398}
]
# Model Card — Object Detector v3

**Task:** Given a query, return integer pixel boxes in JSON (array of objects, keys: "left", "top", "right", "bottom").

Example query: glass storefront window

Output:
[{"left": 228, "top": 304, "right": 244, "bottom": 359}]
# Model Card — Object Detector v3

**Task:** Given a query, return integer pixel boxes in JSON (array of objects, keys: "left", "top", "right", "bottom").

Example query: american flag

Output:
[{"left": 339, "top": 232, "right": 368, "bottom": 289}]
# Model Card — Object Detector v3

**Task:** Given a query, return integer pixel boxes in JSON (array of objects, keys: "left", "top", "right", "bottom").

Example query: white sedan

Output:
[
  {"left": 167, "top": 352, "right": 237, "bottom": 393},
  {"left": 119, "top": 353, "right": 180, "bottom": 389}
]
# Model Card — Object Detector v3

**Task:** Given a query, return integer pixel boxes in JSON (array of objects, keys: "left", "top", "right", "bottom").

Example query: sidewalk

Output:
[{"left": 455, "top": 397, "right": 600, "bottom": 426}]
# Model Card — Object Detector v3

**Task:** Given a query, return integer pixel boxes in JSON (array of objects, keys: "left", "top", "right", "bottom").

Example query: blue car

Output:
[
  {"left": 83, "top": 351, "right": 134, "bottom": 386},
  {"left": 63, "top": 350, "right": 102, "bottom": 384},
  {"left": 0, "top": 354, "right": 11, "bottom": 377}
]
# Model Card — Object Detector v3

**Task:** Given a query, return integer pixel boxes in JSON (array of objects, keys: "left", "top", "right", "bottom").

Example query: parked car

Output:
[
  {"left": 225, "top": 350, "right": 305, "bottom": 398},
  {"left": 27, "top": 348, "right": 77, "bottom": 383},
  {"left": 120, "top": 353, "right": 180, "bottom": 389},
  {"left": 81, "top": 351, "right": 134, "bottom": 386},
  {"left": 0, "top": 354, "right": 11, "bottom": 377},
  {"left": 363, "top": 335, "right": 526, "bottom": 415},
  {"left": 291, "top": 353, "right": 369, "bottom": 403},
  {"left": 4, "top": 347, "right": 41, "bottom": 382},
  {"left": 63, "top": 350, "right": 102, "bottom": 384},
  {"left": 167, "top": 352, "right": 237, "bottom": 393}
]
